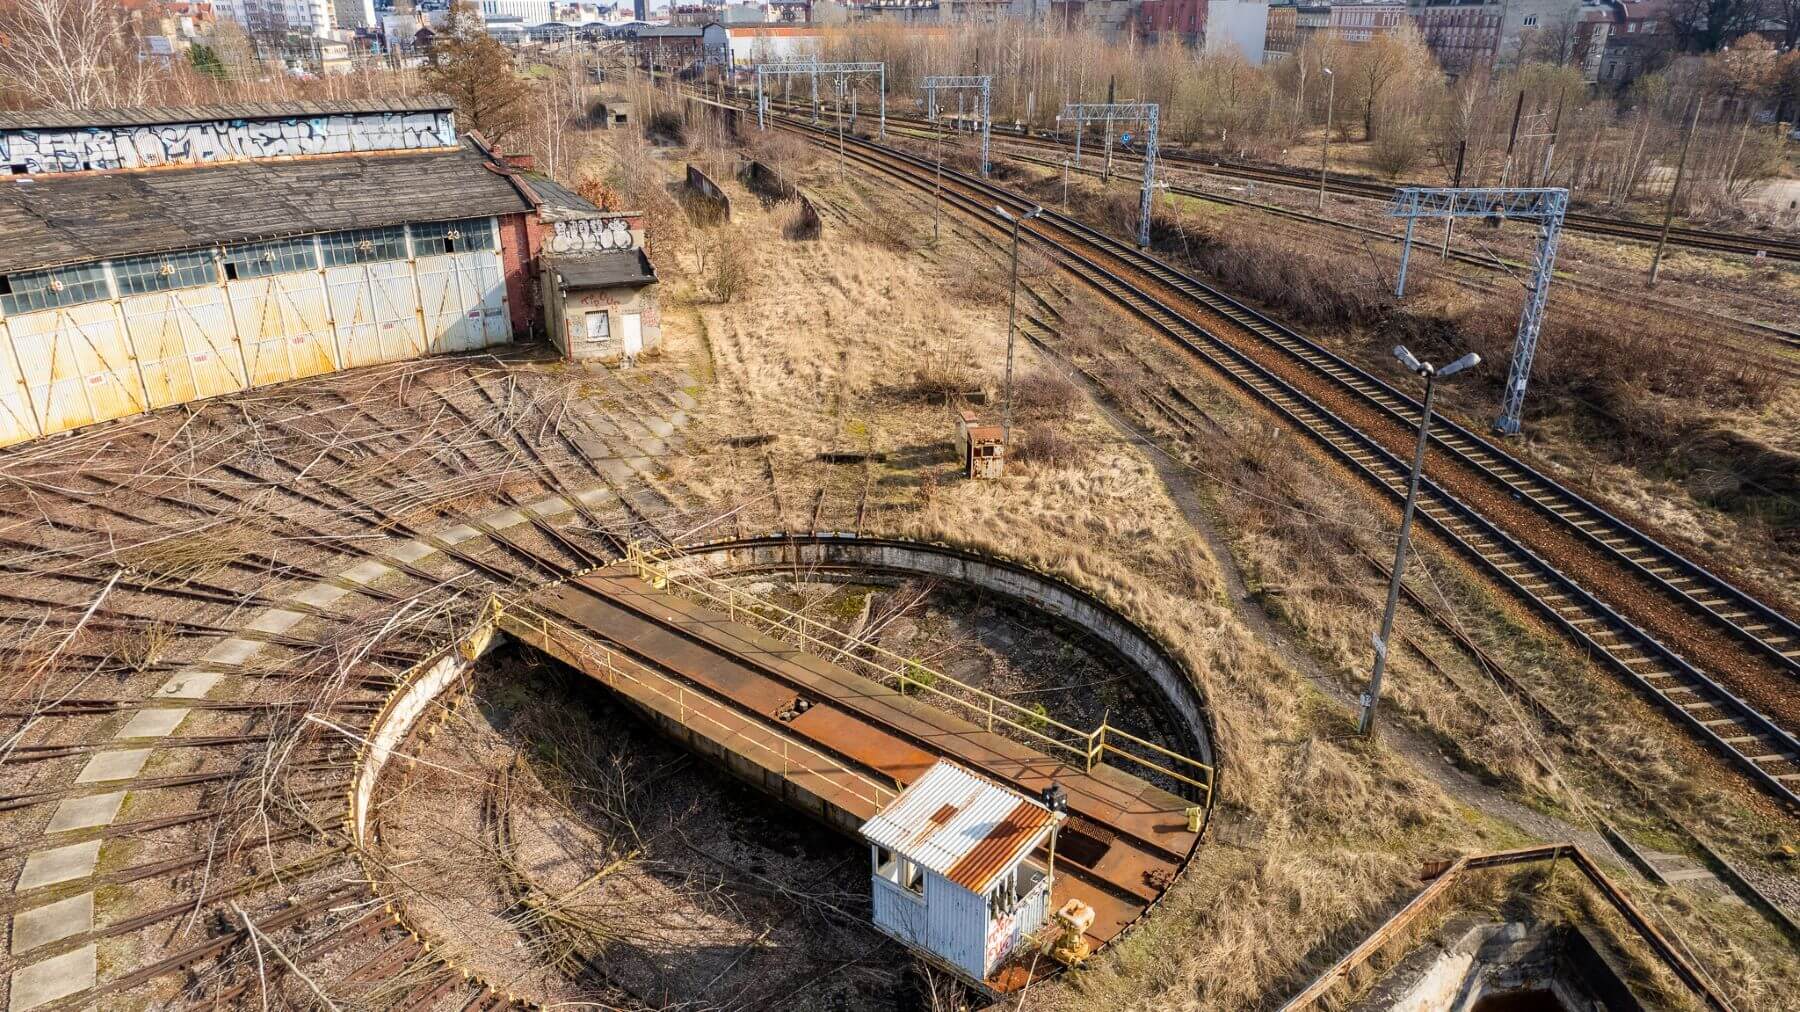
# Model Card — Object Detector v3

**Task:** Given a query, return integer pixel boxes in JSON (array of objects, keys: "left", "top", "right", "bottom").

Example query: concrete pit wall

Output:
[
  {"left": 683, "top": 164, "right": 731, "bottom": 224},
  {"left": 736, "top": 159, "right": 821, "bottom": 239},
  {"left": 664, "top": 535, "right": 1218, "bottom": 772}
]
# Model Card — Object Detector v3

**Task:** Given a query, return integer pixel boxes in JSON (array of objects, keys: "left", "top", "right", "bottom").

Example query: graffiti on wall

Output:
[
  {"left": 0, "top": 111, "right": 457, "bottom": 175},
  {"left": 545, "top": 217, "right": 639, "bottom": 255}
]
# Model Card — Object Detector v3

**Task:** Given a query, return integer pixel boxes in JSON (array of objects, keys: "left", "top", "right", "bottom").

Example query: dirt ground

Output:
[{"left": 378, "top": 647, "right": 913, "bottom": 1011}]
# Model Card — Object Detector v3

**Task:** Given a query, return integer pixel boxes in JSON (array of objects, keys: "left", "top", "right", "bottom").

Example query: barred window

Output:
[
  {"left": 222, "top": 237, "right": 319, "bottom": 280},
  {"left": 319, "top": 226, "right": 408, "bottom": 266},
  {"left": 410, "top": 218, "right": 495, "bottom": 255},
  {"left": 112, "top": 249, "right": 218, "bottom": 296},
  {"left": 1, "top": 263, "right": 111, "bottom": 316}
]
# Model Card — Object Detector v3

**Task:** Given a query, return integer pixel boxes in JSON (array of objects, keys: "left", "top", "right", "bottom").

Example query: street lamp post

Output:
[
  {"left": 1318, "top": 67, "right": 1335, "bottom": 212},
  {"left": 1358, "top": 345, "right": 1481, "bottom": 737},
  {"left": 995, "top": 204, "right": 1045, "bottom": 451}
]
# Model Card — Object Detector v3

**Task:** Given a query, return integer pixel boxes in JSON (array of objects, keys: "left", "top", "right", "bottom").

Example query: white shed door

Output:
[{"left": 621, "top": 311, "right": 642, "bottom": 358}]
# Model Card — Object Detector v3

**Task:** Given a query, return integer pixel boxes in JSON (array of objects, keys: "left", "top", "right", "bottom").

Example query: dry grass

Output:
[{"left": 523, "top": 129, "right": 1800, "bottom": 1011}]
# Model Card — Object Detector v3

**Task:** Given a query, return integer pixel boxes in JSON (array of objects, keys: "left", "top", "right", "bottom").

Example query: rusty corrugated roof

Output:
[{"left": 859, "top": 760, "right": 1056, "bottom": 895}]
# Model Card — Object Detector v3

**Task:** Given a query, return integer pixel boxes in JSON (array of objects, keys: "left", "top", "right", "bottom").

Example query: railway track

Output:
[
  {"left": 724, "top": 98, "right": 1800, "bottom": 810},
  {"left": 743, "top": 92, "right": 1800, "bottom": 362},
  {"left": 917, "top": 128, "right": 1800, "bottom": 367},
  {"left": 755, "top": 96, "right": 1800, "bottom": 264},
  {"left": 0, "top": 356, "right": 712, "bottom": 1010}
]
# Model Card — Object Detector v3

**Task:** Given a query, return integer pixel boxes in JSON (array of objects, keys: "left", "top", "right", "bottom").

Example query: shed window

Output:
[
  {"left": 1, "top": 263, "right": 111, "bottom": 315},
  {"left": 320, "top": 226, "right": 408, "bottom": 266},
  {"left": 222, "top": 237, "right": 318, "bottom": 280},
  {"left": 112, "top": 249, "right": 218, "bottom": 296},
  {"left": 411, "top": 218, "right": 495, "bottom": 255},
  {"left": 873, "top": 846, "right": 925, "bottom": 898},
  {"left": 903, "top": 859, "right": 925, "bottom": 895}
]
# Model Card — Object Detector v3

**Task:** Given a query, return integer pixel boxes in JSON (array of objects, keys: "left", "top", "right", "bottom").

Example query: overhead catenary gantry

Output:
[
  {"left": 755, "top": 61, "right": 886, "bottom": 139},
  {"left": 1059, "top": 102, "right": 1159, "bottom": 248},
  {"left": 1388, "top": 186, "right": 1568, "bottom": 436},
  {"left": 921, "top": 75, "right": 991, "bottom": 177}
]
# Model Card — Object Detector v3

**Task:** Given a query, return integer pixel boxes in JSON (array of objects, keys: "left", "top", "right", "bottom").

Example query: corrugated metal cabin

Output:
[{"left": 859, "top": 760, "right": 1061, "bottom": 988}]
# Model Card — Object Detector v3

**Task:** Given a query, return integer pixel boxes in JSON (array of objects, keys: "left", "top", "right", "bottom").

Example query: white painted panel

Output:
[
  {"left": 231, "top": 272, "right": 335, "bottom": 386},
  {"left": 0, "top": 320, "right": 42, "bottom": 447},
  {"left": 928, "top": 874, "right": 986, "bottom": 981},
  {"left": 369, "top": 260, "right": 425, "bottom": 363},
  {"left": 476, "top": 252, "right": 510, "bottom": 346},
  {"left": 124, "top": 287, "right": 246, "bottom": 408},
  {"left": 871, "top": 876, "right": 930, "bottom": 949},
  {"left": 7, "top": 302, "right": 145, "bottom": 437},
  {"left": 325, "top": 265, "right": 383, "bottom": 370},
  {"left": 450, "top": 251, "right": 491, "bottom": 352},
  {"left": 414, "top": 252, "right": 479, "bottom": 354}
]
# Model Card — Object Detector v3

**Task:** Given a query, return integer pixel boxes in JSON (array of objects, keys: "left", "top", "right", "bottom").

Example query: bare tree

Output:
[
  {"left": 0, "top": 0, "right": 156, "bottom": 109},
  {"left": 1774, "top": 0, "right": 1800, "bottom": 49},
  {"left": 423, "top": 0, "right": 535, "bottom": 144},
  {"left": 1348, "top": 26, "right": 1436, "bottom": 141},
  {"left": 1670, "top": 0, "right": 1763, "bottom": 51}
]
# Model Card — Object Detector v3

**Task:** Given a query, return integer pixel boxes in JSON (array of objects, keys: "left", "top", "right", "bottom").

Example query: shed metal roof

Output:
[
  {"left": 859, "top": 761, "right": 1056, "bottom": 894},
  {"left": 0, "top": 143, "right": 530, "bottom": 276},
  {"left": 0, "top": 96, "right": 454, "bottom": 132}
]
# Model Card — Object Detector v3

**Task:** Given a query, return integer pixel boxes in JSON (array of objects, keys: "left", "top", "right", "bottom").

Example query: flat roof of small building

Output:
[
  {"left": 0, "top": 141, "right": 530, "bottom": 275},
  {"left": 860, "top": 760, "right": 1056, "bottom": 894},
  {"left": 551, "top": 249, "right": 658, "bottom": 288}
]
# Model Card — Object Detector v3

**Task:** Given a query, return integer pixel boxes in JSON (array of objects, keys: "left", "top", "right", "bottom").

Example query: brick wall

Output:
[{"left": 496, "top": 212, "right": 543, "bottom": 340}]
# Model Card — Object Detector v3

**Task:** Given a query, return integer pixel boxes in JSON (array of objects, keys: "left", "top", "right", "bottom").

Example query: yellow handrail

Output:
[
  {"left": 498, "top": 598, "right": 897, "bottom": 814},
  {"left": 622, "top": 544, "right": 1214, "bottom": 801}
]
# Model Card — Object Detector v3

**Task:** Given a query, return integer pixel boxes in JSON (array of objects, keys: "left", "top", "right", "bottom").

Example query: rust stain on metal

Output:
[{"left": 945, "top": 800, "right": 1054, "bottom": 892}]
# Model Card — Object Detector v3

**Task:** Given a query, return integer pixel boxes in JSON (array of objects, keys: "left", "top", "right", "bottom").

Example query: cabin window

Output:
[
  {"left": 988, "top": 867, "right": 1021, "bottom": 920},
  {"left": 903, "top": 859, "right": 925, "bottom": 896}
]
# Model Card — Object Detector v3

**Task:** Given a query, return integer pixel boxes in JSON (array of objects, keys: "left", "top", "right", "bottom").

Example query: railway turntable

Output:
[{"left": 495, "top": 550, "right": 1214, "bottom": 991}]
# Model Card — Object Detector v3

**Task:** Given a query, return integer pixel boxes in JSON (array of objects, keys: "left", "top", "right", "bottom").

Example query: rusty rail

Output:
[
  {"left": 1276, "top": 843, "right": 1736, "bottom": 1012},
  {"left": 497, "top": 594, "right": 899, "bottom": 815},
  {"left": 625, "top": 542, "right": 1215, "bottom": 802}
]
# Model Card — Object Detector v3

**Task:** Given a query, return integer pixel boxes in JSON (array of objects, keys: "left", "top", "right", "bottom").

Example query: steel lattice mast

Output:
[
  {"left": 1058, "top": 102, "right": 1159, "bottom": 248},
  {"left": 755, "top": 61, "right": 886, "bottom": 139},
  {"left": 1387, "top": 186, "right": 1569, "bottom": 435},
  {"left": 921, "top": 75, "right": 991, "bottom": 177}
]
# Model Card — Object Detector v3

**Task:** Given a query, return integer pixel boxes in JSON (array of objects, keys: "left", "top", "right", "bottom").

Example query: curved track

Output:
[
  {"left": 732, "top": 100, "right": 1800, "bottom": 811},
  {"left": 0, "top": 356, "right": 708, "bottom": 1010}
]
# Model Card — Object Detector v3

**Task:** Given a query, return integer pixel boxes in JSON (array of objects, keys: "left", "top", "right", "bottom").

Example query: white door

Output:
[{"left": 621, "top": 311, "right": 642, "bottom": 360}]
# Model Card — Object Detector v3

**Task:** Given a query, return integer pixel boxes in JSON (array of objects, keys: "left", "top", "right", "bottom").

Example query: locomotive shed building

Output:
[{"left": 0, "top": 97, "right": 659, "bottom": 448}]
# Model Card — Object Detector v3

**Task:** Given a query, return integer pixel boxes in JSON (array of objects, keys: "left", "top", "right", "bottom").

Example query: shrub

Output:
[
  {"left": 1011, "top": 427, "right": 1080, "bottom": 469},
  {"left": 900, "top": 659, "right": 937, "bottom": 693},
  {"left": 1012, "top": 370, "right": 1081, "bottom": 417},
  {"left": 647, "top": 110, "right": 685, "bottom": 143}
]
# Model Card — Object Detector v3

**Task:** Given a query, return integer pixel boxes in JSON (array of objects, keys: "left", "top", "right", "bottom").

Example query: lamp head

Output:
[
  {"left": 1392, "top": 344, "right": 1424, "bottom": 374},
  {"left": 1437, "top": 352, "right": 1482, "bottom": 378}
]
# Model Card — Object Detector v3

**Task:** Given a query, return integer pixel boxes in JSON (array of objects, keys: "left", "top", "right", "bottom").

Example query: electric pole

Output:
[
  {"left": 1360, "top": 346, "right": 1481, "bottom": 737},
  {"left": 996, "top": 204, "right": 1044, "bottom": 450},
  {"left": 1318, "top": 68, "right": 1335, "bottom": 211},
  {"left": 1650, "top": 96, "right": 1701, "bottom": 287}
]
